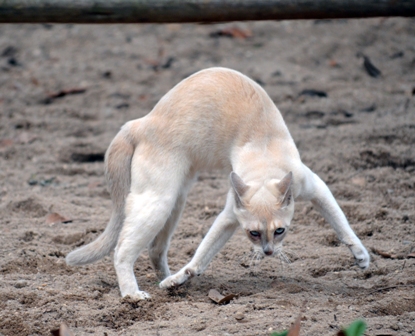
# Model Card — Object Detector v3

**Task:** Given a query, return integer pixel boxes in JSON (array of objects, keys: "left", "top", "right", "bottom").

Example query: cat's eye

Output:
[
  {"left": 274, "top": 228, "right": 285, "bottom": 235},
  {"left": 249, "top": 231, "right": 260, "bottom": 238}
]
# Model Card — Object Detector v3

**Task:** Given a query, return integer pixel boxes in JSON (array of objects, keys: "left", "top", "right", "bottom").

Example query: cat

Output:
[{"left": 66, "top": 67, "right": 369, "bottom": 300}]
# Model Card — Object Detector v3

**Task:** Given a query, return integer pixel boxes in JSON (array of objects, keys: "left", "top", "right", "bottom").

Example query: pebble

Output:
[
  {"left": 14, "top": 280, "right": 28, "bottom": 288},
  {"left": 390, "top": 324, "right": 400, "bottom": 331},
  {"left": 350, "top": 176, "right": 366, "bottom": 187},
  {"left": 234, "top": 312, "right": 245, "bottom": 320}
]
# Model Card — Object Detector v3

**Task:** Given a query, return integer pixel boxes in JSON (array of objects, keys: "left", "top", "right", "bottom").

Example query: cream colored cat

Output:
[{"left": 66, "top": 67, "right": 369, "bottom": 300}]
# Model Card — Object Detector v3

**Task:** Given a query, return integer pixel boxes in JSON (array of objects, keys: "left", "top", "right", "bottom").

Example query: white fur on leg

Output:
[
  {"left": 149, "top": 183, "right": 192, "bottom": 281},
  {"left": 160, "top": 193, "right": 238, "bottom": 289},
  {"left": 301, "top": 169, "right": 370, "bottom": 269},
  {"left": 159, "top": 268, "right": 193, "bottom": 289},
  {"left": 115, "top": 189, "right": 179, "bottom": 299}
]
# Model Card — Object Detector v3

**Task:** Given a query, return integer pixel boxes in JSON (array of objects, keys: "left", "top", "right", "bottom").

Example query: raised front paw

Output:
[{"left": 159, "top": 268, "right": 195, "bottom": 289}]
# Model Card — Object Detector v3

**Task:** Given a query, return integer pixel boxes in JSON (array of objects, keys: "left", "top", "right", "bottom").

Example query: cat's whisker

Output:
[
  {"left": 255, "top": 251, "right": 263, "bottom": 265},
  {"left": 248, "top": 254, "right": 255, "bottom": 267},
  {"left": 280, "top": 251, "right": 292, "bottom": 264},
  {"left": 248, "top": 250, "right": 259, "bottom": 267},
  {"left": 274, "top": 248, "right": 292, "bottom": 265},
  {"left": 246, "top": 249, "right": 263, "bottom": 272},
  {"left": 251, "top": 250, "right": 264, "bottom": 272},
  {"left": 256, "top": 250, "right": 263, "bottom": 263},
  {"left": 281, "top": 248, "right": 299, "bottom": 261}
]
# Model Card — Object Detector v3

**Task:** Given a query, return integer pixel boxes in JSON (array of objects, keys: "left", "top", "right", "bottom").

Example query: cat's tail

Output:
[{"left": 66, "top": 122, "right": 135, "bottom": 266}]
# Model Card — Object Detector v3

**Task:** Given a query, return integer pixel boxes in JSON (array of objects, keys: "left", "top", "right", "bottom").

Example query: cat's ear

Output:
[
  {"left": 230, "top": 172, "right": 248, "bottom": 208},
  {"left": 275, "top": 171, "right": 293, "bottom": 208}
]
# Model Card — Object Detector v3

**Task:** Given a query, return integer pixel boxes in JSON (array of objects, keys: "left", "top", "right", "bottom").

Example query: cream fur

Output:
[{"left": 66, "top": 67, "right": 369, "bottom": 300}]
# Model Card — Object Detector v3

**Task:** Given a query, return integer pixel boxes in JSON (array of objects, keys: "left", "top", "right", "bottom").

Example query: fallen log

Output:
[{"left": 0, "top": 0, "right": 414, "bottom": 24}]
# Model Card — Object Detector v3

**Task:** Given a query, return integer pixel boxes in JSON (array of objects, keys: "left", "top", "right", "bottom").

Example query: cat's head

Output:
[{"left": 230, "top": 171, "right": 294, "bottom": 256}]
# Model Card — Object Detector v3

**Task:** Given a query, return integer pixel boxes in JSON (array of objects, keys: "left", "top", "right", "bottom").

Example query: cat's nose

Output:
[{"left": 263, "top": 247, "right": 274, "bottom": 256}]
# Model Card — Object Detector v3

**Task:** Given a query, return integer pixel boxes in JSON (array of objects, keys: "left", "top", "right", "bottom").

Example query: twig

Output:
[
  {"left": 368, "top": 284, "right": 415, "bottom": 295},
  {"left": 371, "top": 247, "right": 410, "bottom": 260}
]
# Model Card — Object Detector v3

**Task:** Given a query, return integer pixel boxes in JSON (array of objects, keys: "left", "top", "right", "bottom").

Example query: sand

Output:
[{"left": 0, "top": 18, "right": 414, "bottom": 335}]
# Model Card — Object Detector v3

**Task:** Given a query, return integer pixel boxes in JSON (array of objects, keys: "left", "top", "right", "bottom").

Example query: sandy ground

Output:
[{"left": 0, "top": 18, "right": 414, "bottom": 336}]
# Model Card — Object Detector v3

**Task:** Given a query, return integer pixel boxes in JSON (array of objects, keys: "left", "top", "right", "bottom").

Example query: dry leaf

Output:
[
  {"left": 287, "top": 314, "right": 301, "bottom": 336},
  {"left": 208, "top": 289, "right": 238, "bottom": 304},
  {"left": 45, "top": 212, "right": 72, "bottom": 225},
  {"left": 0, "top": 139, "right": 14, "bottom": 148},
  {"left": 361, "top": 54, "right": 381, "bottom": 78},
  {"left": 299, "top": 89, "right": 327, "bottom": 98},
  {"left": 139, "top": 94, "right": 149, "bottom": 102},
  {"left": 210, "top": 27, "right": 252, "bottom": 39},
  {"left": 48, "top": 87, "right": 87, "bottom": 99},
  {"left": 44, "top": 87, "right": 87, "bottom": 104},
  {"left": 371, "top": 247, "right": 396, "bottom": 258},
  {"left": 144, "top": 56, "right": 175, "bottom": 71},
  {"left": 329, "top": 59, "right": 339, "bottom": 67}
]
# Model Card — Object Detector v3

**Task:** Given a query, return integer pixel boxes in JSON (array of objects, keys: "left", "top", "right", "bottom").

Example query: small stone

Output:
[
  {"left": 92, "top": 290, "right": 101, "bottom": 299},
  {"left": 234, "top": 312, "right": 245, "bottom": 320},
  {"left": 350, "top": 176, "right": 366, "bottom": 187},
  {"left": 14, "top": 280, "right": 28, "bottom": 288},
  {"left": 390, "top": 324, "right": 400, "bottom": 331}
]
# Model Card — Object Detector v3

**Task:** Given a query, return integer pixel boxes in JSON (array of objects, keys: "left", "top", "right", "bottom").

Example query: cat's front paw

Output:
[
  {"left": 351, "top": 245, "right": 370, "bottom": 269},
  {"left": 159, "top": 268, "right": 195, "bottom": 289}
]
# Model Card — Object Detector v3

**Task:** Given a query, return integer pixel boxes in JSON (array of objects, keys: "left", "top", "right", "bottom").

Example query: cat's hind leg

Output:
[
  {"left": 160, "top": 190, "right": 239, "bottom": 289},
  {"left": 114, "top": 188, "right": 180, "bottom": 300},
  {"left": 149, "top": 182, "right": 191, "bottom": 281},
  {"left": 300, "top": 166, "right": 370, "bottom": 269}
]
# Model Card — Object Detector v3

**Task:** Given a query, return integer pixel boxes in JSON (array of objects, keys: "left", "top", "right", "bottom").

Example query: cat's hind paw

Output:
[{"left": 122, "top": 290, "right": 151, "bottom": 301}]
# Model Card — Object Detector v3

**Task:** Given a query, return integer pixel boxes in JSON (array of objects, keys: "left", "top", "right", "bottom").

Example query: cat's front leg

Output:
[
  {"left": 301, "top": 167, "right": 370, "bottom": 269},
  {"left": 160, "top": 198, "right": 238, "bottom": 289}
]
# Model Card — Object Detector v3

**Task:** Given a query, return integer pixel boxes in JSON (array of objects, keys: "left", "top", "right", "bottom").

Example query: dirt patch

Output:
[{"left": 1, "top": 19, "right": 415, "bottom": 335}]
